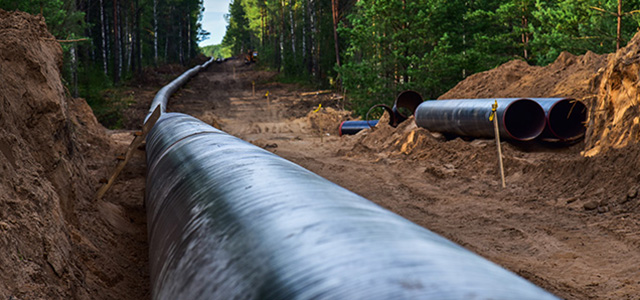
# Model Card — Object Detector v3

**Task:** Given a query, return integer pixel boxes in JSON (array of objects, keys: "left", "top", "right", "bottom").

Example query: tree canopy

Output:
[{"left": 219, "top": 0, "right": 640, "bottom": 116}]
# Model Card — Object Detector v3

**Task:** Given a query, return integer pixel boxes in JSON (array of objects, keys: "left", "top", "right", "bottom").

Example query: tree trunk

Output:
[
  {"left": 261, "top": 6, "right": 265, "bottom": 48},
  {"left": 521, "top": 5, "right": 529, "bottom": 60},
  {"left": 280, "top": 0, "right": 285, "bottom": 69},
  {"left": 113, "top": 0, "right": 120, "bottom": 83},
  {"left": 179, "top": 17, "right": 184, "bottom": 65},
  {"left": 308, "top": 0, "right": 316, "bottom": 77},
  {"left": 136, "top": 0, "right": 141, "bottom": 73},
  {"left": 70, "top": 43, "right": 78, "bottom": 97},
  {"left": 290, "top": 0, "right": 296, "bottom": 58},
  {"left": 302, "top": 0, "right": 306, "bottom": 65},
  {"left": 331, "top": 0, "right": 340, "bottom": 67},
  {"left": 100, "top": 0, "right": 107, "bottom": 75},
  {"left": 187, "top": 14, "right": 191, "bottom": 61},
  {"left": 126, "top": 9, "right": 132, "bottom": 74},
  {"left": 617, "top": 0, "right": 622, "bottom": 50},
  {"left": 118, "top": 1, "right": 123, "bottom": 80},
  {"left": 154, "top": 0, "right": 158, "bottom": 65}
]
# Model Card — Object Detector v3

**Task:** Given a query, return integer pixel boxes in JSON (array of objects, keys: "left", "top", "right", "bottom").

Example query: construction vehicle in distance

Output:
[{"left": 244, "top": 49, "right": 257, "bottom": 64}]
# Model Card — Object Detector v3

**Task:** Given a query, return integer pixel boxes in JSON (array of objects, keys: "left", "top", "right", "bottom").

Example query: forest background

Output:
[{"left": 2, "top": 0, "right": 640, "bottom": 123}]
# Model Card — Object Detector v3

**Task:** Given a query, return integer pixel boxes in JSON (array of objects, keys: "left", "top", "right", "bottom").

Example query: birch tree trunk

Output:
[
  {"left": 290, "top": 0, "right": 296, "bottom": 58},
  {"left": 113, "top": 0, "right": 120, "bottom": 83},
  {"left": 100, "top": 0, "right": 107, "bottom": 75},
  {"left": 154, "top": 0, "right": 158, "bottom": 65}
]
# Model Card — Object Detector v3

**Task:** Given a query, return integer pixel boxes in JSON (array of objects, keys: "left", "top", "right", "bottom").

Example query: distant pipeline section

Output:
[
  {"left": 341, "top": 91, "right": 587, "bottom": 142},
  {"left": 144, "top": 62, "right": 559, "bottom": 299}
]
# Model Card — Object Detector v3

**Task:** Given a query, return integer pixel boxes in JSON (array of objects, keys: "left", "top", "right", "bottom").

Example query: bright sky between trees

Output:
[{"left": 199, "top": 0, "right": 232, "bottom": 47}]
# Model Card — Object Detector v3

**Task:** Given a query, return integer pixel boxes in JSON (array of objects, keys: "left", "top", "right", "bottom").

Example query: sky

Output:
[{"left": 199, "top": 0, "right": 232, "bottom": 47}]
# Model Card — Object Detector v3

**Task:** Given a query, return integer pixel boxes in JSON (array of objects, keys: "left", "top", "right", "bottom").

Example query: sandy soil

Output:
[
  {"left": 166, "top": 59, "right": 640, "bottom": 300},
  {"left": 3, "top": 9, "right": 640, "bottom": 300}
]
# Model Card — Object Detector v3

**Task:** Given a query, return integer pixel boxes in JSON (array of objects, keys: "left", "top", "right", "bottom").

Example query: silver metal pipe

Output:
[
  {"left": 415, "top": 98, "right": 546, "bottom": 141},
  {"left": 145, "top": 112, "right": 559, "bottom": 300}
]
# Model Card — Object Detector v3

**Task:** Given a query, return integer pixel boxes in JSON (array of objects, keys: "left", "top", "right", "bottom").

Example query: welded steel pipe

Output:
[
  {"left": 339, "top": 120, "right": 379, "bottom": 136},
  {"left": 144, "top": 57, "right": 215, "bottom": 123},
  {"left": 145, "top": 112, "right": 558, "bottom": 300},
  {"left": 415, "top": 98, "right": 546, "bottom": 141},
  {"left": 531, "top": 98, "right": 587, "bottom": 140}
]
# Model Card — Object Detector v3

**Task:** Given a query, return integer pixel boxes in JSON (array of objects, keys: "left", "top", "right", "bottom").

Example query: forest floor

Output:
[{"left": 111, "top": 58, "right": 640, "bottom": 299}]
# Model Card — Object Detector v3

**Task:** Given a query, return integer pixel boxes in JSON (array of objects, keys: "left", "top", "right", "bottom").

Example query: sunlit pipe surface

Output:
[
  {"left": 144, "top": 57, "right": 215, "bottom": 123},
  {"left": 531, "top": 98, "right": 587, "bottom": 140},
  {"left": 415, "top": 98, "right": 546, "bottom": 141},
  {"left": 145, "top": 112, "right": 558, "bottom": 300},
  {"left": 339, "top": 120, "right": 379, "bottom": 136}
]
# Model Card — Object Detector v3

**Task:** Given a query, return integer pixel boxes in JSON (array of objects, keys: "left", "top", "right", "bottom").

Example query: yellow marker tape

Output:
[
  {"left": 265, "top": 91, "right": 270, "bottom": 97},
  {"left": 312, "top": 103, "right": 322, "bottom": 113},
  {"left": 489, "top": 100, "right": 498, "bottom": 122}
]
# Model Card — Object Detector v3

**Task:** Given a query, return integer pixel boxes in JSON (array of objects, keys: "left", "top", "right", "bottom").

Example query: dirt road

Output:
[{"left": 164, "top": 59, "right": 640, "bottom": 299}]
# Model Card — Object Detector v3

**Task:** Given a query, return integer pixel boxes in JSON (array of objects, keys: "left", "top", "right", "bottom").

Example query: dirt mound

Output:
[
  {"left": 440, "top": 51, "right": 607, "bottom": 101},
  {"left": 0, "top": 10, "right": 147, "bottom": 299},
  {"left": 306, "top": 107, "right": 352, "bottom": 135},
  {"left": 583, "top": 32, "right": 640, "bottom": 156},
  {"left": 439, "top": 38, "right": 640, "bottom": 156}
]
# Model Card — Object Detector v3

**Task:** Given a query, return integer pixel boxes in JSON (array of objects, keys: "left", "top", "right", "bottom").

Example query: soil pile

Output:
[
  {"left": 440, "top": 35, "right": 640, "bottom": 156},
  {"left": 584, "top": 32, "right": 640, "bottom": 156},
  {"left": 439, "top": 51, "right": 607, "bottom": 101},
  {"left": 0, "top": 10, "right": 148, "bottom": 299},
  {"left": 306, "top": 107, "right": 352, "bottom": 135}
]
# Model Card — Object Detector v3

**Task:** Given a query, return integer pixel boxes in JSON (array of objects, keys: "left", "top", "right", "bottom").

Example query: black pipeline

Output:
[
  {"left": 145, "top": 112, "right": 559, "bottom": 300},
  {"left": 338, "top": 120, "right": 379, "bottom": 136},
  {"left": 145, "top": 57, "right": 215, "bottom": 123},
  {"left": 533, "top": 98, "right": 587, "bottom": 140},
  {"left": 415, "top": 98, "right": 547, "bottom": 141},
  {"left": 414, "top": 98, "right": 586, "bottom": 141}
]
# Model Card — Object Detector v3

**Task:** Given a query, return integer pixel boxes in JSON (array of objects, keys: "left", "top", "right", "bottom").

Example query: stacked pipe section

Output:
[
  {"left": 532, "top": 98, "right": 587, "bottom": 140},
  {"left": 145, "top": 113, "right": 558, "bottom": 300},
  {"left": 415, "top": 98, "right": 547, "bottom": 141},
  {"left": 414, "top": 98, "right": 586, "bottom": 141}
]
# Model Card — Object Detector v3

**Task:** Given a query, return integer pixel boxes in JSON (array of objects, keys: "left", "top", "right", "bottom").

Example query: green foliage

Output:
[
  {"left": 338, "top": 0, "right": 469, "bottom": 115},
  {"left": 223, "top": 0, "right": 254, "bottom": 54},
  {"left": 531, "top": 0, "right": 640, "bottom": 64},
  {"left": 200, "top": 44, "right": 233, "bottom": 58},
  {"left": 338, "top": 0, "right": 640, "bottom": 117},
  {"left": 0, "top": 0, "right": 85, "bottom": 38}
]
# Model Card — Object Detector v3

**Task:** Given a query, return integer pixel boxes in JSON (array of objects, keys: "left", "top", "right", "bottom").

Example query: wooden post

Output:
[
  {"left": 490, "top": 100, "right": 506, "bottom": 188},
  {"left": 252, "top": 81, "right": 255, "bottom": 97}
]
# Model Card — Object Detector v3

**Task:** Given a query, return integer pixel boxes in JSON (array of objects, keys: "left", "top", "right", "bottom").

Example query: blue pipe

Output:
[{"left": 339, "top": 120, "right": 379, "bottom": 136}]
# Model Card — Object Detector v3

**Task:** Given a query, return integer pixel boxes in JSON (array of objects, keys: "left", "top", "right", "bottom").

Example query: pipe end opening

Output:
[
  {"left": 503, "top": 100, "right": 546, "bottom": 141},
  {"left": 548, "top": 99, "right": 587, "bottom": 140}
]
